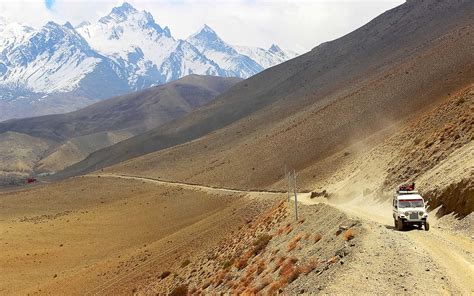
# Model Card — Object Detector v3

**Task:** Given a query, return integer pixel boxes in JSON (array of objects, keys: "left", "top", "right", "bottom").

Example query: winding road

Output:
[{"left": 86, "top": 173, "right": 473, "bottom": 294}]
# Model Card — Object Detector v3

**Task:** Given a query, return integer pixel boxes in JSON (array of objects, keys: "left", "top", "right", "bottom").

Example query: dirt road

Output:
[
  {"left": 8, "top": 173, "right": 468, "bottom": 295},
  {"left": 93, "top": 173, "right": 473, "bottom": 294},
  {"left": 298, "top": 194, "right": 474, "bottom": 295},
  {"left": 85, "top": 173, "right": 285, "bottom": 195},
  {"left": 94, "top": 173, "right": 473, "bottom": 294}
]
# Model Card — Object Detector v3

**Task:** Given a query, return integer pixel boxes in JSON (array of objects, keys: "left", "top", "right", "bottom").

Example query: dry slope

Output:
[
  {"left": 63, "top": 0, "right": 473, "bottom": 191},
  {"left": 0, "top": 75, "right": 240, "bottom": 183}
]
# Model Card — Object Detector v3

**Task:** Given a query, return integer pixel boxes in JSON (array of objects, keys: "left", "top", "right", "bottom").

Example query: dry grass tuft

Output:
[
  {"left": 273, "top": 256, "right": 287, "bottom": 272},
  {"left": 202, "top": 279, "right": 212, "bottom": 290},
  {"left": 170, "top": 284, "right": 188, "bottom": 296},
  {"left": 213, "top": 270, "right": 227, "bottom": 287},
  {"left": 267, "top": 281, "right": 284, "bottom": 295},
  {"left": 314, "top": 233, "right": 322, "bottom": 243},
  {"left": 252, "top": 234, "right": 272, "bottom": 255},
  {"left": 300, "top": 258, "right": 319, "bottom": 275},
  {"left": 287, "top": 233, "right": 304, "bottom": 251},
  {"left": 245, "top": 264, "right": 257, "bottom": 278},
  {"left": 255, "top": 276, "right": 272, "bottom": 292},
  {"left": 180, "top": 259, "right": 191, "bottom": 268},
  {"left": 343, "top": 228, "right": 355, "bottom": 241},
  {"left": 256, "top": 259, "right": 266, "bottom": 275},
  {"left": 276, "top": 226, "right": 286, "bottom": 236},
  {"left": 235, "top": 250, "right": 253, "bottom": 270},
  {"left": 222, "top": 259, "right": 234, "bottom": 269},
  {"left": 279, "top": 259, "right": 296, "bottom": 277},
  {"left": 159, "top": 271, "right": 171, "bottom": 279},
  {"left": 298, "top": 218, "right": 306, "bottom": 224},
  {"left": 327, "top": 256, "right": 338, "bottom": 264}
]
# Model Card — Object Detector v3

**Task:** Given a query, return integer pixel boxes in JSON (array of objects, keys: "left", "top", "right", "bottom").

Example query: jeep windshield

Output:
[{"left": 398, "top": 199, "right": 424, "bottom": 208}]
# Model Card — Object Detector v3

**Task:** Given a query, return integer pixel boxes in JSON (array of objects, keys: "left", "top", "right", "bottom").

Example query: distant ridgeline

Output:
[{"left": 0, "top": 2, "right": 298, "bottom": 121}]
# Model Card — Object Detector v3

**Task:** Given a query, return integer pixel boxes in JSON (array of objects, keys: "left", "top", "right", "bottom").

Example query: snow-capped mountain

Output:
[
  {"left": 187, "top": 25, "right": 263, "bottom": 78},
  {"left": 0, "top": 2, "right": 299, "bottom": 121},
  {"left": 235, "top": 44, "right": 299, "bottom": 69}
]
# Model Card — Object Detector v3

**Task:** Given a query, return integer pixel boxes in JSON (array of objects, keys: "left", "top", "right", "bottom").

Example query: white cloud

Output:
[{"left": 0, "top": 0, "right": 404, "bottom": 52}]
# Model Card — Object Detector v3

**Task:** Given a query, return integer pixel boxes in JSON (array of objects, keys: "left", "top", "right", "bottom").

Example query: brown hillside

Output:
[
  {"left": 61, "top": 0, "right": 473, "bottom": 184},
  {"left": 0, "top": 75, "right": 240, "bottom": 182}
]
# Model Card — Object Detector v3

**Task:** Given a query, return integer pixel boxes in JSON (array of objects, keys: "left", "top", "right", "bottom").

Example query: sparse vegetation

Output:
[
  {"left": 301, "top": 258, "right": 319, "bottom": 275},
  {"left": 252, "top": 234, "right": 272, "bottom": 255},
  {"left": 256, "top": 259, "right": 266, "bottom": 275},
  {"left": 288, "top": 233, "right": 304, "bottom": 251},
  {"left": 222, "top": 259, "right": 234, "bottom": 269},
  {"left": 343, "top": 229, "right": 355, "bottom": 241},
  {"left": 159, "top": 271, "right": 171, "bottom": 279},
  {"left": 235, "top": 250, "right": 253, "bottom": 270},
  {"left": 170, "top": 284, "right": 188, "bottom": 296},
  {"left": 314, "top": 233, "right": 322, "bottom": 243},
  {"left": 180, "top": 259, "right": 191, "bottom": 268}
]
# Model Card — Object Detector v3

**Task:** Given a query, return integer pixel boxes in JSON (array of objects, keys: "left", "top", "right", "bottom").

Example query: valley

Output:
[{"left": 0, "top": 0, "right": 472, "bottom": 294}]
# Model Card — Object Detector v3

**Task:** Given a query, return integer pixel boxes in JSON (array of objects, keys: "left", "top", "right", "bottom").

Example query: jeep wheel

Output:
[
  {"left": 424, "top": 221, "right": 430, "bottom": 231},
  {"left": 397, "top": 219, "right": 404, "bottom": 231},
  {"left": 394, "top": 219, "right": 397, "bottom": 228}
]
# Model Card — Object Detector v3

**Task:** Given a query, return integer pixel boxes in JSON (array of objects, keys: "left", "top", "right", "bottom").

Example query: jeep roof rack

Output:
[{"left": 397, "top": 182, "right": 416, "bottom": 193}]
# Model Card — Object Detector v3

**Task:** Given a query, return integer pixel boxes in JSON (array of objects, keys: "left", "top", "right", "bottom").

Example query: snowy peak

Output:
[
  {"left": 0, "top": 3, "right": 300, "bottom": 120},
  {"left": 98, "top": 2, "right": 161, "bottom": 32},
  {"left": 198, "top": 24, "right": 217, "bottom": 35},
  {"left": 269, "top": 44, "right": 283, "bottom": 54},
  {"left": 99, "top": 2, "right": 138, "bottom": 24},
  {"left": 63, "top": 22, "right": 74, "bottom": 30},
  {"left": 187, "top": 24, "right": 236, "bottom": 55}
]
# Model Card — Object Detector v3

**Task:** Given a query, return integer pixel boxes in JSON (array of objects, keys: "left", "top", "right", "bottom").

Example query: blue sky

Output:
[{"left": 1, "top": 0, "right": 404, "bottom": 52}]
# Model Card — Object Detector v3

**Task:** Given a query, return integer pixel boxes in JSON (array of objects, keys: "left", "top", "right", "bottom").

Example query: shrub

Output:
[
  {"left": 273, "top": 256, "right": 287, "bottom": 272},
  {"left": 170, "top": 284, "right": 188, "bottom": 296},
  {"left": 288, "top": 233, "right": 304, "bottom": 251},
  {"left": 301, "top": 258, "right": 319, "bottom": 275},
  {"left": 222, "top": 259, "right": 234, "bottom": 269},
  {"left": 235, "top": 250, "right": 253, "bottom": 270},
  {"left": 276, "top": 226, "right": 286, "bottom": 236},
  {"left": 314, "top": 234, "right": 322, "bottom": 243},
  {"left": 202, "top": 279, "right": 212, "bottom": 289},
  {"left": 327, "top": 256, "right": 338, "bottom": 264},
  {"left": 253, "top": 234, "right": 272, "bottom": 255},
  {"left": 267, "top": 281, "right": 283, "bottom": 295},
  {"left": 257, "top": 259, "right": 266, "bottom": 275},
  {"left": 214, "top": 270, "right": 227, "bottom": 287},
  {"left": 245, "top": 264, "right": 257, "bottom": 278},
  {"left": 255, "top": 277, "right": 272, "bottom": 292},
  {"left": 287, "top": 269, "right": 300, "bottom": 283},
  {"left": 159, "top": 271, "right": 171, "bottom": 279},
  {"left": 279, "top": 259, "right": 296, "bottom": 277},
  {"left": 343, "top": 229, "right": 355, "bottom": 241},
  {"left": 180, "top": 259, "right": 191, "bottom": 268}
]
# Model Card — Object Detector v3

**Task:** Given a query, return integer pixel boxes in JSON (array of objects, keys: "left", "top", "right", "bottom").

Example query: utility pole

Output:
[
  {"left": 293, "top": 170, "right": 298, "bottom": 221},
  {"left": 286, "top": 167, "right": 291, "bottom": 202}
]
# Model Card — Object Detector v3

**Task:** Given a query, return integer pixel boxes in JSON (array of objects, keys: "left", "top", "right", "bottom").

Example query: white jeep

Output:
[{"left": 392, "top": 184, "right": 429, "bottom": 231}]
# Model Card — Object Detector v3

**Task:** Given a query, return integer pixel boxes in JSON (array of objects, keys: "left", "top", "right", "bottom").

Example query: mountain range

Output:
[
  {"left": 0, "top": 2, "right": 297, "bottom": 121},
  {"left": 0, "top": 75, "right": 240, "bottom": 181}
]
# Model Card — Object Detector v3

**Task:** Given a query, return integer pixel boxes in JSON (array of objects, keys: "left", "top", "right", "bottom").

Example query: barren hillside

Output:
[
  {"left": 0, "top": 75, "right": 240, "bottom": 184},
  {"left": 62, "top": 0, "right": 473, "bottom": 189},
  {"left": 1, "top": 1, "right": 472, "bottom": 294}
]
